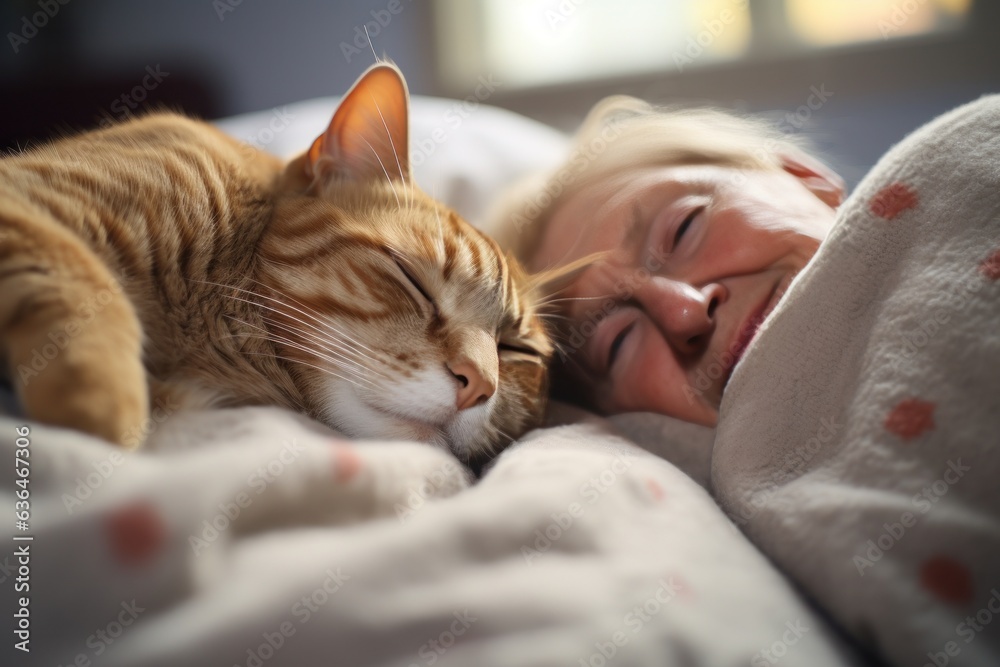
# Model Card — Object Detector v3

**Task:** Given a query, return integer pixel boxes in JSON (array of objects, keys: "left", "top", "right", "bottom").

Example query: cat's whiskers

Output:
[
  {"left": 238, "top": 329, "right": 379, "bottom": 391},
  {"left": 494, "top": 425, "right": 516, "bottom": 446},
  {"left": 538, "top": 333, "right": 570, "bottom": 359},
  {"left": 241, "top": 297, "right": 384, "bottom": 377},
  {"left": 432, "top": 205, "right": 447, "bottom": 259},
  {"left": 536, "top": 293, "right": 614, "bottom": 309},
  {"left": 532, "top": 280, "right": 590, "bottom": 306},
  {"left": 471, "top": 424, "right": 512, "bottom": 466},
  {"left": 561, "top": 350, "right": 595, "bottom": 379},
  {"left": 251, "top": 317, "right": 382, "bottom": 375},
  {"left": 202, "top": 278, "right": 384, "bottom": 367},
  {"left": 360, "top": 135, "right": 400, "bottom": 207},
  {"left": 236, "top": 274, "right": 383, "bottom": 354},
  {"left": 529, "top": 278, "right": 574, "bottom": 299},
  {"left": 266, "top": 339, "right": 378, "bottom": 391},
  {"left": 228, "top": 311, "right": 379, "bottom": 387},
  {"left": 229, "top": 316, "right": 378, "bottom": 389},
  {"left": 364, "top": 25, "right": 379, "bottom": 63},
  {"left": 256, "top": 288, "right": 392, "bottom": 372},
  {"left": 260, "top": 316, "right": 390, "bottom": 383},
  {"left": 244, "top": 351, "right": 374, "bottom": 393},
  {"left": 370, "top": 97, "right": 411, "bottom": 203},
  {"left": 221, "top": 292, "right": 386, "bottom": 376}
]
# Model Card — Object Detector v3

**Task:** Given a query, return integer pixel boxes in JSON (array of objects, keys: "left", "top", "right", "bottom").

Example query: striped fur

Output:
[{"left": 0, "top": 65, "right": 552, "bottom": 463}]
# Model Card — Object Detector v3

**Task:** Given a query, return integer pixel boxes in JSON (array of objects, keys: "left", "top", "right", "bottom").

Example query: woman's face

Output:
[{"left": 531, "top": 161, "right": 842, "bottom": 426}]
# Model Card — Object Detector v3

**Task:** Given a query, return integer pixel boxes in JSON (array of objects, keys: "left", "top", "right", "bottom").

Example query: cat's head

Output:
[{"left": 256, "top": 64, "right": 552, "bottom": 465}]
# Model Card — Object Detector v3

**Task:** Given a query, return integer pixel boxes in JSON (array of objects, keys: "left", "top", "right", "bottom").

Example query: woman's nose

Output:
[{"left": 637, "top": 277, "right": 725, "bottom": 355}]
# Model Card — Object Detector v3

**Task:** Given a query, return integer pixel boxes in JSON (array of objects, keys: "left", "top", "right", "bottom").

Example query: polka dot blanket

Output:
[
  {"left": 712, "top": 95, "right": 1000, "bottom": 666},
  {"left": 1, "top": 404, "right": 866, "bottom": 666}
]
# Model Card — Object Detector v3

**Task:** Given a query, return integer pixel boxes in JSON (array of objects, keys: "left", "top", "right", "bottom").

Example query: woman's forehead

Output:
[{"left": 533, "top": 164, "right": 716, "bottom": 272}]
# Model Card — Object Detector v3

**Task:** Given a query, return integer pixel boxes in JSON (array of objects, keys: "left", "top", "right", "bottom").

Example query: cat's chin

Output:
[
  {"left": 340, "top": 402, "right": 446, "bottom": 444},
  {"left": 352, "top": 401, "right": 499, "bottom": 464},
  {"left": 319, "top": 382, "right": 449, "bottom": 450},
  {"left": 318, "top": 382, "right": 501, "bottom": 464},
  {"left": 367, "top": 417, "right": 449, "bottom": 450}
]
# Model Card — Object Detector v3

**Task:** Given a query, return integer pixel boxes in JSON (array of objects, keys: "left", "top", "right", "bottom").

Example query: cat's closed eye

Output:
[
  {"left": 498, "top": 342, "right": 540, "bottom": 358},
  {"left": 390, "top": 253, "right": 437, "bottom": 312}
]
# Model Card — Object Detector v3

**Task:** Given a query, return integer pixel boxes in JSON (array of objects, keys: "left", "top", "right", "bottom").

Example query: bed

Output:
[{"left": 5, "top": 92, "right": 997, "bottom": 666}]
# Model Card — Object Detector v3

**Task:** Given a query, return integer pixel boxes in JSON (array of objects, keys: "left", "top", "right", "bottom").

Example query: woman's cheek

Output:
[{"left": 617, "top": 322, "right": 664, "bottom": 411}]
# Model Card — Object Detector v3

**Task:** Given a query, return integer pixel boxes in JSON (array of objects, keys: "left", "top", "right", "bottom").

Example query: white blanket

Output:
[
  {"left": 1, "top": 405, "right": 860, "bottom": 666},
  {"left": 713, "top": 95, "right": 1000, "bottom": 667}
]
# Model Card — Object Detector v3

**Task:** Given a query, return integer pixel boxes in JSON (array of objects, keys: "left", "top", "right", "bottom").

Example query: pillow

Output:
[
  {"left": 609, "top": 413, "right": 715, "bottom": 488},
  {"left": 541, "top": 403, "right": 714, "bottom": 488},
  {"left": 213, "top": 95, "right": 571, "bottom": 229}
]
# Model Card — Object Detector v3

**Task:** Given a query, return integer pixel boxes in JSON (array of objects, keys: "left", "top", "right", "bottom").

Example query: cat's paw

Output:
[
  {"left": 21, "top": 345, "right": 149, "bottom": 448},
  {"left": 14, "top": 300, "right": 149, "bottom": 448}
]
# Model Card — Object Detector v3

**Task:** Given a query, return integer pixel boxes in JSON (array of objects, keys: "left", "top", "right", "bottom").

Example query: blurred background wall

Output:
[{"left": 1, "top": 0, "right": 997, "bottom": 188}]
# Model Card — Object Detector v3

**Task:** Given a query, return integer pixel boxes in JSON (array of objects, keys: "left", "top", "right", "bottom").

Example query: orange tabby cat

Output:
[{"left": 0, "top": 64, "right": 552, "bottom": 464}]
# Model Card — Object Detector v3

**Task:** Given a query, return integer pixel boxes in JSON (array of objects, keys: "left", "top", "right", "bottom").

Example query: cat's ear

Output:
[{"left": 305, "top": 63, "right": 411, "bottom": 187}]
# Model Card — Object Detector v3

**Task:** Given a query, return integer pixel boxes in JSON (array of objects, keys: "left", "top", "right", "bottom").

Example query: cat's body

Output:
[
  {"left": 1, "top": 114, "right": 296, "bottom": 416},
  {"left": 0, "top": 65, "right": 552, "bottom": 463}
]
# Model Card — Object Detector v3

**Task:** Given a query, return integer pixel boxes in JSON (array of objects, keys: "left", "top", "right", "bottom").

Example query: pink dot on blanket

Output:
[
  {"left": 661, "top": 573, "right": 694, "bottom": 601},
  {"left": 644, "top": 478, "right": 665, "bottom": 501},
  {"left": 884, "top": 398, "right": 936, "bottom": 441},
  {"left": 105, "top": 502, "right": 165, "bottom": 567},
  {"left": 979, "top": 248, "right": 1000, "bottom": 280},
  {"left": 920, "top": 556, "right": 974, "bottom": 606},
  {"left": 869, "top": 182, "right": 918, "bottom": 220},
  {"left": 676, "top": 575, "right": 695, "bottom": 601},
  {"left": 332, "top": 443, "right": 362, "bottom": 483}
]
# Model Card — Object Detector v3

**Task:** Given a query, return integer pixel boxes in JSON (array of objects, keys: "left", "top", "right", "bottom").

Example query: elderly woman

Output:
[
  {"left": 491, "top": 94, "right": 1000, "bottom": 667},
  {"left": 491, "top": 96, "right": 844, "bottom": 426}
]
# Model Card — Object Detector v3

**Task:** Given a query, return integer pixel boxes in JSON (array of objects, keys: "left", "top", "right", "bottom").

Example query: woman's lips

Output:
[
  {"left": 731, "top": 296, "right": 771, "bottom": 365},
  {"left": 720, "top": 280, "right": 785, "bottom": 390}
]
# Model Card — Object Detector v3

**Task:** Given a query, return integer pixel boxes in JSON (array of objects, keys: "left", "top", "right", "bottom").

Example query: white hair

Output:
[{"left": 489, "top": 95, "right": 812, "bottom": 268}]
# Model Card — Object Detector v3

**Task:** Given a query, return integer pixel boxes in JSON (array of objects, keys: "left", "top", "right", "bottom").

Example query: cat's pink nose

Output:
[{"left": 449, "top": 361, "right": 496, "bottom": 410}]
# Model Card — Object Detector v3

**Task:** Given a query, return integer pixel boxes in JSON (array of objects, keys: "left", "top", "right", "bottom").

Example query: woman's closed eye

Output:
[
  {"left": 671, "top": 206, "right": 703, "bottom": 251},
  {"left": 601, "top": 318, "right": 638, "bottom": 372}
]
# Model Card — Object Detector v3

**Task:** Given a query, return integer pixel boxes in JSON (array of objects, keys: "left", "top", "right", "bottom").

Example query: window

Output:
[
  {"left": 786, "top": 0, "right": 972, "bottom": 46},
  {"left": 433, "top": 0, "right": 974, "bottom": 91}
]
